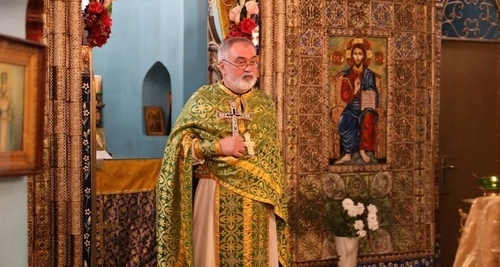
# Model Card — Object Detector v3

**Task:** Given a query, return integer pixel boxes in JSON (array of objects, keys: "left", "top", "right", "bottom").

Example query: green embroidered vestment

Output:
[{"left": 156, "top": 82, "right": 290, "bottom": 267}]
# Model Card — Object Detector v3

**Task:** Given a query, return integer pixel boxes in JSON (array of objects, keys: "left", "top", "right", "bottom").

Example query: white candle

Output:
[{"left": 94, "top": 75, "right": 102, "bottom": 94}]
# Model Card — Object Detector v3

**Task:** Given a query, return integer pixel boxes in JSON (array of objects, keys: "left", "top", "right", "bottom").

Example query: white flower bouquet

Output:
[{"left": 332, "top": 198, "right": 379, "bottom": 238}]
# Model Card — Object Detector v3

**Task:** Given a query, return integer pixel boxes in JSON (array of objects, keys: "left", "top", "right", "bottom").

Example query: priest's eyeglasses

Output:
[{"left": 221, "top": 59, "right": 259, "bottom": 69}]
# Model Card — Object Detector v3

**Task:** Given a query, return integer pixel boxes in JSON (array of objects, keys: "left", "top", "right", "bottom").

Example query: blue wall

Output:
[{"left": 93, "top": 0, "right": 208, "bottom": 158}]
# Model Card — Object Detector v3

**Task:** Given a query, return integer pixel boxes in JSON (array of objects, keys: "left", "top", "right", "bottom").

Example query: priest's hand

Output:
[{"left": 219, "top": 135, "right": 246, "bottom": 158}]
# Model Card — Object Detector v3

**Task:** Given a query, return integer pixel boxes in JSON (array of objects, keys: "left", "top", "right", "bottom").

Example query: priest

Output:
[{"left": 156, "top": 37, "right": 290, "bottom": 267}]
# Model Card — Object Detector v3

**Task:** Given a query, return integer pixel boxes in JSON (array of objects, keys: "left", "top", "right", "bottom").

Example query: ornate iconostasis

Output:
[{"left": 251, "top": 0, "right": 439, "bottom": 266}]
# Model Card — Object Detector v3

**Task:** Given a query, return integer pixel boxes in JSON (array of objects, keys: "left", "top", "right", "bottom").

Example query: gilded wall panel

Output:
[
  {"left": 299, "top": 145, "right": 323, "bottom": 172},
  {"left": 415, "top": 34, "right": 430, "bottom": 60},
  {"left": 392, "top": 225, "right": 415, "bottom": 251},
  {"left": 394, "top": 4, "right": 417, "bottom": 31},
  {"left": 394, "top": 60, "right": 416, "bottom": 86},
  {"left": 299, "top": 57, "right": 323, "bottom": 85},
  {"left": 391, "top": 144, "right": 415, "bottom": 169},
  {"left": 325, "top": 0, "right": 347, "bottom": 27},
  {"left": 299, "top": 174, "right": 324, "bottom": 200},
  {"left": 415, "top": 60, "right": 429, "bottom": 87},
  {"left": 419, "top": 115, "right": 432, "bottom": 141},
  {"left": 297, "top": 231, "right": 323, "bottom": 261},
  {"left": 414, "top": 170, "right": 427, "bottom": 195},
  {"left": 371, "top": 2, "right": 393, "bottom": 29},
  {"left": 415, "top": 5, "right": 428, "bottom": 31},
  {"left": 393, "top": 88, "right": 415, "bottom": 114},
  {"left": 392, "top": 198, "right": 414, "bottom": 224},
  {"left": 393, "top": 116, "right": 416, "bottom": 142},
  {"left": 392, "top": 171, "right": 415, "bottom": 197},
  {"left": 299, "top": 28, "right": 324, "bottom": 56},
  {"left": 394, "top": 32, "right": 417, "bottom": 58},
  {"left": 298, "top": 86, "right": 323, "bottom": 114},
  {"left": 296, "top": 202, "right": 325, "bottom": 232},
  {"left": 300, "top": 0, "right": 324, "bottom": 26},
  {"left": 415, "top": 117, "right": 429, "bottom": 142},
  {"left": 298, "top": 115, "right": 323, "bottom": 143},
  {"left": 347, "top": 1, "right": 371, "bottom": 28},
  {"left": 420, "top": 143, "right": 434, "bottom": 169}
]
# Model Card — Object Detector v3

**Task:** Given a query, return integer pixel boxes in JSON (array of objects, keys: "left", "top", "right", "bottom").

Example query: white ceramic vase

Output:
[{"left": 334, "top": 236, "right": 359, "bottom": 267}]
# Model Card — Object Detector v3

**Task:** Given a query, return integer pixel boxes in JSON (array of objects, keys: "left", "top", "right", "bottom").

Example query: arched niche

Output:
[{"left": 141, "top": 61, "right": 172, "bottom": 135}]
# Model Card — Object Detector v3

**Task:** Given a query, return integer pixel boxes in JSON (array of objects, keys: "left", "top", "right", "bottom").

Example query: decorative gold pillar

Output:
[{"left": 29, "top": 0, "right": 86, "bottom": 266}]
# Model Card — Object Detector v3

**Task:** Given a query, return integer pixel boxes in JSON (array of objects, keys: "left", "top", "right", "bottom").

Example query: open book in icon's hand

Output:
[{"left": 361, "top": 90, "right": 376, "bottom": 110}]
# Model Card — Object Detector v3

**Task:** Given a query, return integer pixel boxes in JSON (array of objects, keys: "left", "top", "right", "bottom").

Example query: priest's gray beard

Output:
[{"left": 224, "top": 71, "right": 257, "bottom": 93}]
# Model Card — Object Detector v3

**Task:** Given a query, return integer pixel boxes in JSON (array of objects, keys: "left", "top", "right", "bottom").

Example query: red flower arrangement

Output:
[
  {"left": 83, "top": 1, "right": 112, "bottom": 48},
  {"left": 225, "top": 0, "right": 259, "bottom": 46},
  {"left": 226, "top": 18, "right": 257, "bottom": 39}
]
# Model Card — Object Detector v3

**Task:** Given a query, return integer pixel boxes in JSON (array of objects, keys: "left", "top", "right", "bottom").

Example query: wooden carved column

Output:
[{"left": 27, "top": 0, "right": 87, "bottom": 267}]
